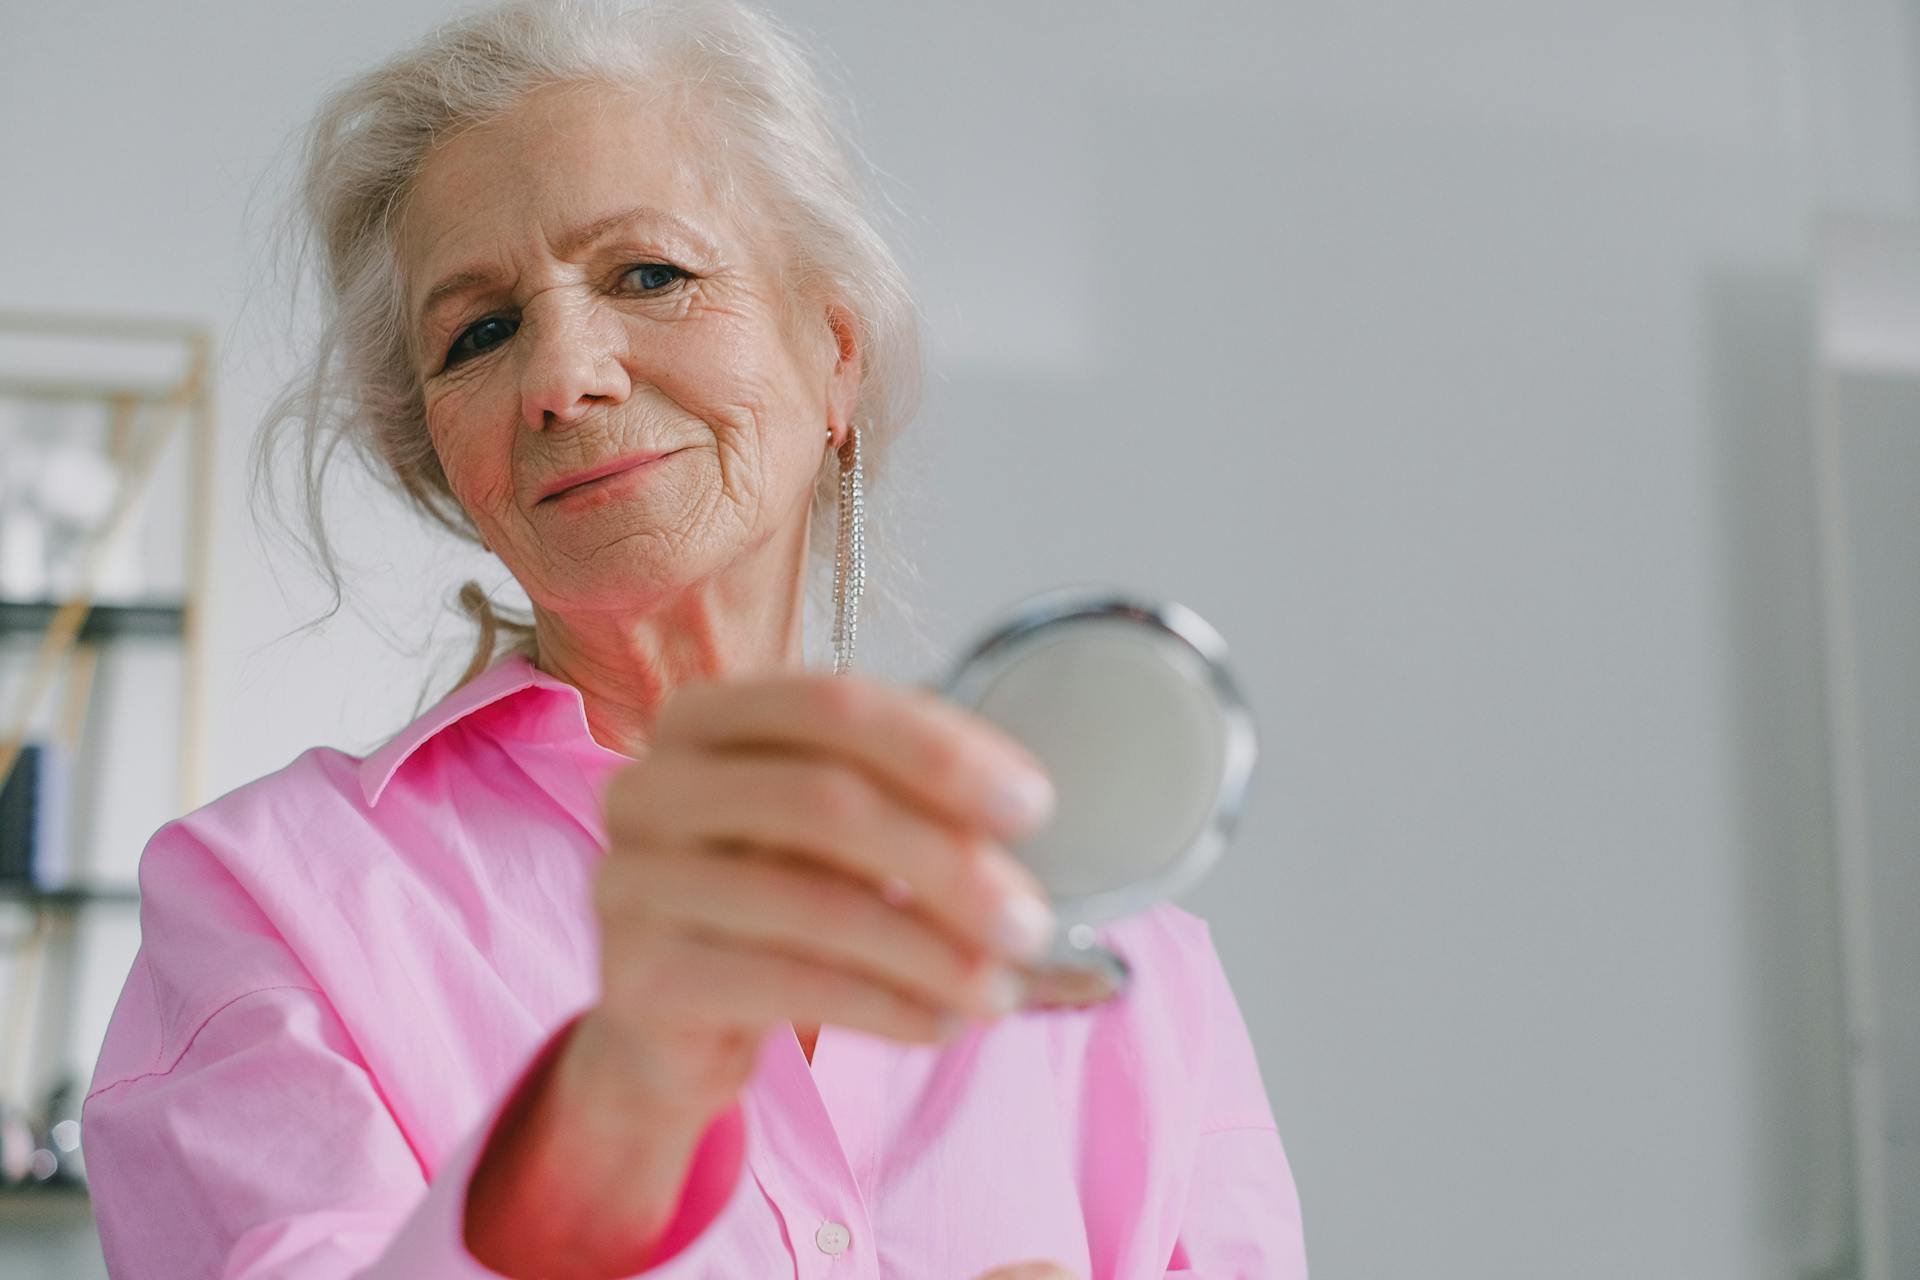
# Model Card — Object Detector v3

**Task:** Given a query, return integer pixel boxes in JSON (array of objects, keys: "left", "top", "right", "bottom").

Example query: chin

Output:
[{"left": 515, "top": 528, "right": 729, "bottom": 618}]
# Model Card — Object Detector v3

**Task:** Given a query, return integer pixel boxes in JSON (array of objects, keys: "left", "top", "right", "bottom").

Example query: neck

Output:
[{"left": 530, "top": 521, "right": 813, "bottom": 757}]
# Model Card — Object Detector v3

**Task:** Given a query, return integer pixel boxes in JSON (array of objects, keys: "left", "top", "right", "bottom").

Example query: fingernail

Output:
[
  {"left": 993, "top": 892, "right": 1056, "bottom": 962},
  {"left": 938, "top": 1012, "right": 971, "bottom": 1041},
  {"left": 982, "top": 967, "right": 1025, "bottom": 1016},
  {"left": 991, "top": 767, "right": 1055, "bottom": 836},
  {"left": 975, "top": 846, "right": 1057, "bottom": 960}
]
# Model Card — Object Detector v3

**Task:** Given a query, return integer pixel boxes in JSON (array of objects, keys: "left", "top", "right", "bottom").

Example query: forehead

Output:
[{"left": 398, "top": 83, "right": 746, "bottom": 320}]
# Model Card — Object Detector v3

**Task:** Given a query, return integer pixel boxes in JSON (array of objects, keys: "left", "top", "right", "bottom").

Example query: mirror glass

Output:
[{"left": 936, "top": 590, "right": 1258, "bottom": 1007}]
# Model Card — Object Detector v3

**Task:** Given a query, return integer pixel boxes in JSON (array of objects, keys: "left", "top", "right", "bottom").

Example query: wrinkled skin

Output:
[{"left": 398, "top": 79, "right": 859, "bottom": 739}]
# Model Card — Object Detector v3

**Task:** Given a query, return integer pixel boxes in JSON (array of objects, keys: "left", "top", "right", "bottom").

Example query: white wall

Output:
[{"left": 2, "top": 1, "right": 1914, "bottom": 1276}]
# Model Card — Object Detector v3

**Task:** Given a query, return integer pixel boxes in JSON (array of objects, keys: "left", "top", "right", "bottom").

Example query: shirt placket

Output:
[
  {"left": 806, "top": 1025, "right": 888, "bottom": 1204},
  {"left": 744, "top": 1023, "right": 881, "bottom": 1280},
  {"left": 478, "top": 682, "right": 885, "bottom": 1274}
]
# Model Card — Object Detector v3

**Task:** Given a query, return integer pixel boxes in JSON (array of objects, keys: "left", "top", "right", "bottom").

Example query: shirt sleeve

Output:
[
  {"left": 1163, "top": 921, "right": 1309, "bottom": 1278},
  {"left": 81, "top": 979, "right": 758, "bottom": 1279}
]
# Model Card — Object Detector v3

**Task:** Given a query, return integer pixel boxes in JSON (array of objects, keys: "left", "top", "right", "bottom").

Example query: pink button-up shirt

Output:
[{"left": 82, "top": 654, "right": 1307, "bottom": 1278}]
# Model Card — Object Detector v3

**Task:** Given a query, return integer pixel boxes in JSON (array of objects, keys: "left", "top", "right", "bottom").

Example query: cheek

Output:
[
  {"left": 664, "top": 318, "right": 820, "bottom": 461},
  {"left": 424, "top": 388, "right": 516, "bottom": 517},
  {"left": 654, "top": 325, "right": 767, "bottom": 418}
]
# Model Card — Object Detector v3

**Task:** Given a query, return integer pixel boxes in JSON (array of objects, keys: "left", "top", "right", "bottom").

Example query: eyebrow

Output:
[{"left": 412, "top": 205, "right": 716, "bottom": 340}]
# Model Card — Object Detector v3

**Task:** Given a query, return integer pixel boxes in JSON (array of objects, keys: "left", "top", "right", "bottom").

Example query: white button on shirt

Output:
[{"left": 816, "top": 1221, "right": 852, "bottom": 1255}]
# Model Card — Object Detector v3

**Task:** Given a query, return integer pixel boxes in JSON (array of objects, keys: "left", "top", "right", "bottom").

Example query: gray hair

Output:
[{"left": 253, "top": 0, "right": 926, "bottom": 690}]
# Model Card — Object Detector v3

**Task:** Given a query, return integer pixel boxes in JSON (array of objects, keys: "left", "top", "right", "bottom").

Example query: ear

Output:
[{"left": 822, "top": 301, "right": 861, "bottom": 446}]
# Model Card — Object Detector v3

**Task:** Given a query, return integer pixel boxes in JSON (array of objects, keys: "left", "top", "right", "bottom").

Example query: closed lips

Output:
[{"left": 539, "top": 451, "right": 671, "bottom": 501}]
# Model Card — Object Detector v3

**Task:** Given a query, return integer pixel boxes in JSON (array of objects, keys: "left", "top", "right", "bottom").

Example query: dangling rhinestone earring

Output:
[{"left": 830, "top": 422, "right": 865, "bottom": 674}]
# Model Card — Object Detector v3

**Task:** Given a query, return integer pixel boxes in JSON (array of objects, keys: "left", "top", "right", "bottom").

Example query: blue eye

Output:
[
  {"left": 445, "top": 315, "right": 517, "bottom": 368},
  {"left": 439, "top": 265, "right": 687, "bottom": 369},
  {"left": 624, "top": 262, "right": 687, "bottom": 291}
]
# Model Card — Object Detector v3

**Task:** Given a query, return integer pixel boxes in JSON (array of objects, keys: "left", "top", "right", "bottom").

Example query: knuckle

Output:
[
  {"left": 788, "top": 956, "right": 879, "bottom": 1024},
  {"left": 592, "top": 852, "right": 652, "bottom": 918},
  {"left": 610, "top": 932, "right": 679, "bottom": 1012},
  {"left": 780, "top": 952, "right": 839, "bottom": 1009},
  {"left": 935, "top": 828, "right": 984, "bottom": 902},
  {"left": 811, "top": 875, "right": 883, "bottom": 941},
  {"left": 810, "top": 671, "right": 878, "bottom": 729},
  {"left": 917, "top": 731, "right": 974, "bottom": 800},
  {"left": 878, "top": 984, "right": 938, "bottom": 1036},
  {"left": 916, "top": 934, "right": 975, "bottom": 1005},
  {"left": 859, "top": 976, "right": 920, "bottom": 1029},
  {"left": 804, "top": 767, "right": 871, "bottom": 834}
]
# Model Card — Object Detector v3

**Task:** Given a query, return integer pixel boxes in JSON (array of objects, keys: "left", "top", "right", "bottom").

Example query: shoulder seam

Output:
[
  {"left": 84, "top": 983, "right": 327, "bottom": 1103},
  {"left": 138, "top": 950, "right": 163, "bottom": 1078},
  {"left": 1197, "top": 1119, "right": 1281, "bottom": 1137}
]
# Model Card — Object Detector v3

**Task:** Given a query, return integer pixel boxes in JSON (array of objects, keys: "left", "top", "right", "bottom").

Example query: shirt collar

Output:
[{"left": 357, "top": 653, "right": 601, "bottom": 807}]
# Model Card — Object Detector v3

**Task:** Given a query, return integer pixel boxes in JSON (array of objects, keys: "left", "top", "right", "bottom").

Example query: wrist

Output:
[
  {"left": 465, "top": 1013, "right": 712, "bottom": 1277},
  {"left": 557, "top": 1008, "right": 716, "bottom": 1132}
]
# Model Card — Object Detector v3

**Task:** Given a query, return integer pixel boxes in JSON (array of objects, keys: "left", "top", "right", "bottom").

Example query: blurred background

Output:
[{"left": 2, "top": 1, "right": 1916, "bottom": 1276}]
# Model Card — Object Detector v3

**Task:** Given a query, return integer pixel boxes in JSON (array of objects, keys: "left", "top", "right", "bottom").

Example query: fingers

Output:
[
  {"left": 627, "top": 926, "right": 961, "bottom": 1047},
  {"left": 614, "top": 844, "right": 1029, "bottom": 1021},
  {"left": 605, "top": 750, "right": 1057, "bottom": 963},
  {"left": 595, "top": 672, "right": 1065, "bottom": 1064},
  {"left": 653, "top": 673, "right": 1056, "bottom": 844}
]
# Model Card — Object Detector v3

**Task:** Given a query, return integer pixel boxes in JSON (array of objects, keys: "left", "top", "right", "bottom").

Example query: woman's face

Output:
[{"left": 397, "top": 81, "right": 858, "bottom": 618}]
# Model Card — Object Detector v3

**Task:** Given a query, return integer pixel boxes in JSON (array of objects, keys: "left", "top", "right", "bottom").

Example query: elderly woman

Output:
[{"left": 80, "top": 1, "right": 1305, "bottom": 1276}]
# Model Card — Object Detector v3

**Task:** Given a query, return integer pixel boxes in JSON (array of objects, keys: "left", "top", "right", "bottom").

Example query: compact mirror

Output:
[{"left": 935, "top": 588, "right": 1258, "bottom": 1009}]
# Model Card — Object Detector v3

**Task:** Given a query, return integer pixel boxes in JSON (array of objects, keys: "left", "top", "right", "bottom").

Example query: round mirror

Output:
[{"left": 935, "top": 588, "right": 1258, "bottom": 1007}]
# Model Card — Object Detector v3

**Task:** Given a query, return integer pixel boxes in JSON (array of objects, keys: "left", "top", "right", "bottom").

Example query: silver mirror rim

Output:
[{"left": 936, "top": 584, "right": 1260, "bottom": 928}]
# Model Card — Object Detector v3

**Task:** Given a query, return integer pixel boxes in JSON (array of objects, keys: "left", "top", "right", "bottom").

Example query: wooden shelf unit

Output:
[{"left": 0, "top": 309, "right": 214, "bottom": 1203}]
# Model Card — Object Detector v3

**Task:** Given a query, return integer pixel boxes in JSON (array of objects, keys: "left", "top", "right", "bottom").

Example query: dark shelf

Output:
[
  {"left": 0, "top": 881, "right": 139, "bottom": 908},
  {"left": 0, "top": 598, "right": 186, "bottom": 642},
  {"left": 0, "top": 1178, "right": 89, "bottom": 1200},
  {"left": 0, "top": 1179, "right": 94, "bottom": 1224}
]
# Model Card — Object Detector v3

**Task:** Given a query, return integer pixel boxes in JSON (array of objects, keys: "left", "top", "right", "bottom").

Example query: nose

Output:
[{"left": 516, "top": 292, "right": 631, "bottom": 431}]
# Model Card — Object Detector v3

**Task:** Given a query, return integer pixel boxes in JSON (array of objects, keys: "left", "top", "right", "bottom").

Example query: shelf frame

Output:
[
  {"left": 0, "top": 600, "right": 187, "bottom": 643},
  {"left": 0, "top": 312, "right": 212, "bottom": 1174}
]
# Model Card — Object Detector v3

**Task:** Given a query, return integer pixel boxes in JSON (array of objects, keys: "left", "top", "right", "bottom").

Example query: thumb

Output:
[{"left": 970, "top": 1264, "right": 1082, "bottom": 1280}]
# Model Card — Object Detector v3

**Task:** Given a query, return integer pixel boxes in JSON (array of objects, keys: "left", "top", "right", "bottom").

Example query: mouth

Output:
[{"left": 537, "top": 450, "right": 679, "bottom": 504}]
